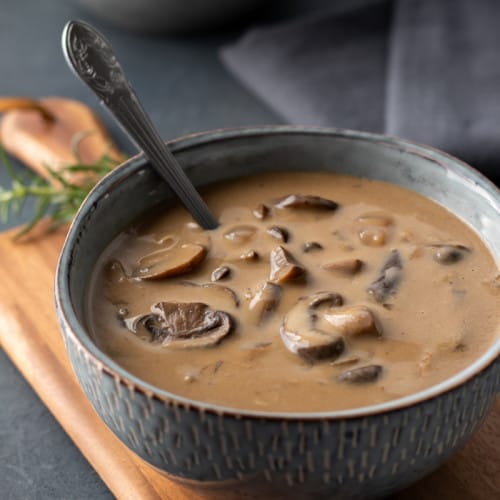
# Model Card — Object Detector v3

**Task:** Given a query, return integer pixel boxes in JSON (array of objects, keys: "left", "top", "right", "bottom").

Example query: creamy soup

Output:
[{"left": 87, "top": 172, "right": 500, "bottom": 412}]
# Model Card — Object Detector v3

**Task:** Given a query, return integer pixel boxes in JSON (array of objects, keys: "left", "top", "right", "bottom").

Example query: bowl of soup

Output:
[{"left": 55, "top": 126, "right": 499, "bottom": 499}]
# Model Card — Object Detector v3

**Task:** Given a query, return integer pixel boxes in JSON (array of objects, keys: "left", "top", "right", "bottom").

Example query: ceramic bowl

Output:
[{"left": 55, "top": 127, "right": 500, "bottom": 499}]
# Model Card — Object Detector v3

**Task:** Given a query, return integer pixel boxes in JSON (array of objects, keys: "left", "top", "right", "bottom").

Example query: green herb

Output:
[{"left": 0, "top": 146, "right": 120, "bottom": 239}]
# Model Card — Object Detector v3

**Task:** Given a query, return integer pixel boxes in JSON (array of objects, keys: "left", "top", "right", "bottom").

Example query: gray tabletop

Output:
[{"left": 0, "top": 1, "right": 328, "bottom": 498}]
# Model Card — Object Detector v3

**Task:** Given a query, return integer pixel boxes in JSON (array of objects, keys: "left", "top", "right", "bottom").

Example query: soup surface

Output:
[{"left": 87, "top": 172, "right": 500, "bottom": 412}]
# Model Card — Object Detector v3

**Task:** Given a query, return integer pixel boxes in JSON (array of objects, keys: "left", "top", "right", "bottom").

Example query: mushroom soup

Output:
[{"left": 87, "top": 172, "right": 500, "bottom": 412}]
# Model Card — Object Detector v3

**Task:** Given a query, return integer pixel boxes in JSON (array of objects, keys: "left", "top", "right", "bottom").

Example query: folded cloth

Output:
[{"left": 221, "top": 0, "right": 500, "bottom": 184}]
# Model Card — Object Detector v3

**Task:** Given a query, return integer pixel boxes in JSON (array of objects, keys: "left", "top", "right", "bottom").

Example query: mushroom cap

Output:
[{"left": 132, "top": 243, "right": 207, "bottom": 280}]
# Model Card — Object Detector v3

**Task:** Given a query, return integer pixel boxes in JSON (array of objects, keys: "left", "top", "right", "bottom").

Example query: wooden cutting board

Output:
[{"left": 0, "top": 226, "right": 498, "bottom": 500}]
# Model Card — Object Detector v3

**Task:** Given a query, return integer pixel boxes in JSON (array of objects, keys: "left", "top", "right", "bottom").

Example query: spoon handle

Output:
[{"left": 62, "top": 20, "right": 218, "bottom": 230}]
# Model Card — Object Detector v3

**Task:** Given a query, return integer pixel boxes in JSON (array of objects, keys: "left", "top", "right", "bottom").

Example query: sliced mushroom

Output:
[
  {"left": 211, "top": 265, "right": 231, "bottom": 282},
  {"left": 367, "top": 249, "right": 402, "bottom": 302},
  {"left": 337, "top": 364, "right": 383, "bottom": 384},
  {"left": 131, "top": 243, "right": 207, "bottom": 280},
  {"left": 302, "top": 241, "right": 323, "bottom": 253},
  {"left": 320, "top": 305, "right": 382, "bottom": 337},
  {"left": 429, "top": 244, "right": 470, "bottom": 264},
  {"left": 280, "top": 294, "right": 345, "bottom": 362},
  {"left": 123, "top": 313, "right": 165, "bottom": 342},
  {"left": 224, "top": 225, "right": 257, "bottom": 244},
  {"left": 274, "top": 194, "right": 339, "bottom": 211},
  {"left": 253, "top": 203, "right": 270, "bottom": 220},
  {"left": 239, "top": 249, "right": 260, "bottom": 261},
  {"left": 249, "top": 281, "right": 282, "bottom": 324},
  {"left": 307, "top": 291, "right": 344, "bottom": 309},
  {"left": 269, "top": 246, "right": 306, "bottom": 283},
  {"left": 180, "top": 281, "right": 240, "bottom": 307},
  {"left": 322, "top": 258, "right": 363, "bottom": 276},
  {"left": 150, "top": 302, "right": 233, "bottom": 349},
  {"left": 267, "top": 226, "right": 289, "bottom": 243}
]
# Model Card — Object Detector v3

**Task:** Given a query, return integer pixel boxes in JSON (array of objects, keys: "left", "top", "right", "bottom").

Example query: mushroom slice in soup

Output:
[
  {"left": 428, "top": 243, "right": 470, "bottom": 265},
  {"left": 320, "top": 305, "right": 382, "bottom": 338},
  {"left": 150, "top": 302, "right": 233, "bottom": 349},
  {"left": 269, "top": 246, "right": 306, "bottom": 283},
  {"left": 280, "top": 294, "right": 345, "bottom": 362},
  {"left": 274, "top": 194, "right": 339, "bottom": 211},
  {"left": 249, "top": 281, "right": 282, "bottom": 324},
  {"left": 131, "top": 243, "right": 207, "bottom": 280},
  {"left": 337, "top": 364, "right": 383, "bottom": 384},
  {"left": 366, "top": 249, "right": 403, "bottom": 302}
]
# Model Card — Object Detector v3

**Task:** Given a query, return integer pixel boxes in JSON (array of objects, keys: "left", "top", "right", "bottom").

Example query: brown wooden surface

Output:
[{"left": 0, "top": 227, "right": 498, "bottom": 500}]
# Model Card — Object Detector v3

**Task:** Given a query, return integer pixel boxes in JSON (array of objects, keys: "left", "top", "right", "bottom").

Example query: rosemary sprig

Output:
[{"left": 0, "top": 147, "right": 120, "bottom": 238}]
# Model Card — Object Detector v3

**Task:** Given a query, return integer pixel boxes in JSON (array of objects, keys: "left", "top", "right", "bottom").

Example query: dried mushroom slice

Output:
[
  {"left": 367, "top": 249, "right": 402, "bottom": 302},
  {"left": 269, "top": 246, "right": 306, "bottom": 283},
  {"left": 132, "top": 243, "right": 207, "bottom": 280},
  {"left": 337, "top": 364, "right": 383, "bottom": 384},
  {"left": 280, "top": 294, "right": 345, "bottom": 362},
  {"left": 320, "top": 306, "right": 381, "bottom": 337},
  {"left": 274, "top": 194, "right": 339, "bottom": 211},
  {"left": 150, "top": 302, "right": 233, "bottom": 349},
  {"left": 249, "top": 281, "right": 282, "bottom": 324}
]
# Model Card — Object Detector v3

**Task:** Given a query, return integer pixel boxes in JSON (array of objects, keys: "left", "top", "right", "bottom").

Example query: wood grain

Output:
[{"left": 0, "top": 227, "right": 497, "bottom": 500}]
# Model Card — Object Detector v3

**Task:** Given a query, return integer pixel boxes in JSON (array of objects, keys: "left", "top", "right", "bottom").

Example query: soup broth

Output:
[{"left": 87, "top": 172, "right": 500, "bottom": 412}]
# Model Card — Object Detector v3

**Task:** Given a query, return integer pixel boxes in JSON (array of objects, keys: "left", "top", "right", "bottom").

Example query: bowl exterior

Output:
[
  {"left": 56, "top": 127, "right": 500, "bottom": 498},
  {"left": 59, "top": 319, "right": 498, "bottom": 499}
]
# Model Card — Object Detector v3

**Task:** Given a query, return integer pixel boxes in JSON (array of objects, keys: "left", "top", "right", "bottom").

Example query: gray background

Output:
[{"left": 0, "top": 1, "right": 321, "bottom": 498}]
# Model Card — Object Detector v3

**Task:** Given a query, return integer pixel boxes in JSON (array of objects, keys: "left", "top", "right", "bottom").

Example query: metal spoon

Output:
[{"left": 61, "top": 20, "right": 218, "bottom": 230}]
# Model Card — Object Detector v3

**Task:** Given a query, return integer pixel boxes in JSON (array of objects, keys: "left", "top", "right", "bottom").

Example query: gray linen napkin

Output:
[{"left": 221, "top": 0, "right": 500, "bottom": 184}]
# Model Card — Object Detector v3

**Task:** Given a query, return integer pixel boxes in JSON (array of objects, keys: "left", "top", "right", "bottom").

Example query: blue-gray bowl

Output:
[{"left": 55, "top": 127, "right": 500, "bottom": 499}]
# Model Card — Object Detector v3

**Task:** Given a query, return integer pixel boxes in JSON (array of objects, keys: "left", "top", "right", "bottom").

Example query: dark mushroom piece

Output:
[
  {"left": 239, "top": 249, "right": 259, "bottom": 261},
  {"left": 280, "top": 293, "right": 345, "bottom": 362},
  {"left": 269, "top": 246, "right": 306, "bottom": 283},
  {"left": 366, "top": 249, "right": 403, "bottom": 302},
  {"left": 274, "top": 194, "right": 339, "bottom": 211},
  {"left": 253, "top": 203, "right": 270, "bottom": 220},
  {"left": 211, "top": 265, "right": 231, "bottom": 282},
  {"left": 249, "top": 281, "right": 282, "bottom": 324},
  {"left": 302, "top": 241, "right": 323, "bottom": 253},
  {"left": 337, "top": 364, "right": 383, "bottom": 384},
  {"left": 123, "top": 313, "right": 166, "bottom": 342},
  {"left": 131, "top": 243, "right": 207, "bottom": 280},
  {"left": 150, "top": 302, "right": 233, "bottom": 349},
  {"left": 429, "top": 244, "right": 470, "bottom": 264},
  {"left": 267, "top": 226, "right": 289, "bottom": 243}
]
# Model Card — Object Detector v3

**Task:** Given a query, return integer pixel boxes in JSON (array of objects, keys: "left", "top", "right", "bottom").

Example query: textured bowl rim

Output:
[{"left": 55, "top": 125, "right": 500, "bottom": 420}]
